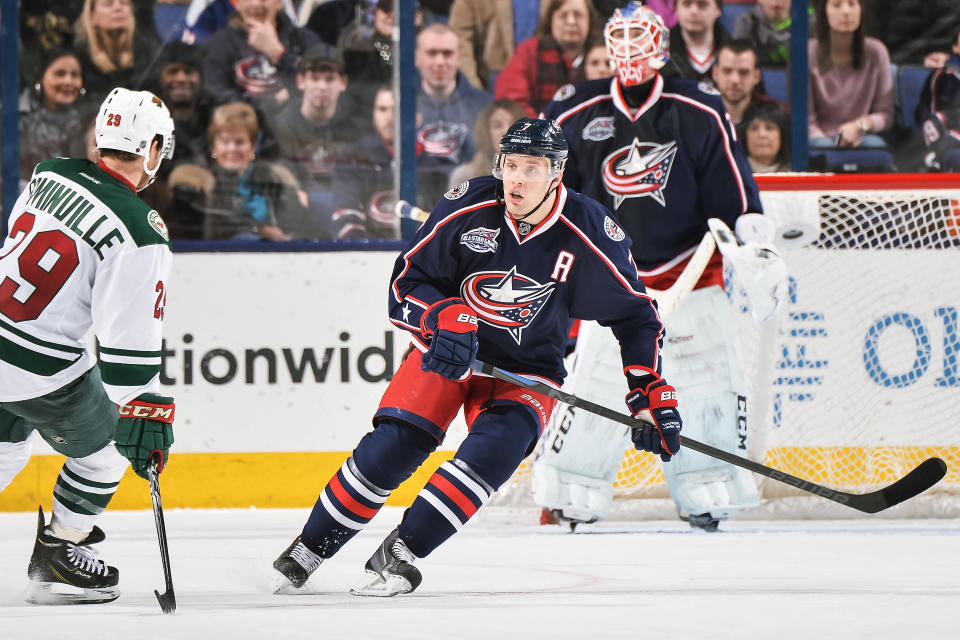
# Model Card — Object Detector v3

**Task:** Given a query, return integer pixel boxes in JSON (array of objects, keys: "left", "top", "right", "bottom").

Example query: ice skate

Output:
[
  {"left": 350, "top": 527, "right": 421, "bottom": 597},
  {"left": 24, "top": 507, "right": 120, "bottom": 605},
  {"left": 272, "top": 535, "right": 323, "bottom": 591},
  {"left": 686, "top": 512, "right": 721, "bottom": 532}
]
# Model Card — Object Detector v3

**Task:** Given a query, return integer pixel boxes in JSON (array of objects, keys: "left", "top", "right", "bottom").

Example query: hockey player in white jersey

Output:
[
  {"left": 0, "top": 88, "right": 177, "bottom": 603},
  {"left": 536, "top": 3, "right": 788, "bottom": 530}
]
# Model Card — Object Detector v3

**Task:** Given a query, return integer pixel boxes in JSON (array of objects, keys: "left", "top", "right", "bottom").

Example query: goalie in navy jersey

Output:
[
  {"left": 538, "top": 2, "right": 788, "bottom": 531},
  {"left": 272, "top": 118, "right": 683, "bottom": 596}
]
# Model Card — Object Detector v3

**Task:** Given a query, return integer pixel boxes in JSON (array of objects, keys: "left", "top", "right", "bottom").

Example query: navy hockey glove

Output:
[
  {"left": 420, "top": 298, "right": 479, "bottom": 380},
  {"left": 626, "top": 378, "right": 682, "bottom": 462},
  {"left": 115, "top": 394, "right": 175, "bottom": 479}
]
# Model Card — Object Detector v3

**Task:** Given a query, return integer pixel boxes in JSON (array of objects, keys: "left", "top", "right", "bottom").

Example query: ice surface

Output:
[{"left": 1, "top": 507, "right": 958, "bottom": 639}]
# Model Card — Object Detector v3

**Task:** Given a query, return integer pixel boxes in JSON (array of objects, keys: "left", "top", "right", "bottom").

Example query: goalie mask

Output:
[
  {"left": 604, "top": 2, "right": 669, "bottom": 87},
  {"left": 95, "top": 87, "right": 176, "bottom": 191}
]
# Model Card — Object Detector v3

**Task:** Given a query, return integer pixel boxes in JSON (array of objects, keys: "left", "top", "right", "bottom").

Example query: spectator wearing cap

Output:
[
  {"left": 414, "top": 22, "right": 493, "bottom": 205},
  {"left": 267, "top": 47, "right": 365, "bottom": 221},
  {"left": 155, "top": 41, "right": 215, "bottom": 169},
  {"left": 200, "top": 0, "right": 320, "bottom": 115}
]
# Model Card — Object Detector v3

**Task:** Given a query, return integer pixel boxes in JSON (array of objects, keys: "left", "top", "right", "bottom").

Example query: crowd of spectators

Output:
[{"left": 8, "top": 0, "right": 960, "bottom": 242}]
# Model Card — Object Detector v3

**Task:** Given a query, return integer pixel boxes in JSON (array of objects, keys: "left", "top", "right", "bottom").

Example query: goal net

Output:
[{"left": 492, "top": 173, "right": 960, "bottom": 520}]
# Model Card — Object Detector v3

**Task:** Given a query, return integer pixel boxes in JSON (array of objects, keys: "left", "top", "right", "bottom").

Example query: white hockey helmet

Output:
[
  {"left": 604, "top": 2, "right": 669, "bottom": 87},
  {"left": 95, "top": 87, "right": 176, "bottom": 190}
]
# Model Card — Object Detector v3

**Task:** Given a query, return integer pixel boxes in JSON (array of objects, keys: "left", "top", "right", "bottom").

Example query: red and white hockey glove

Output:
[
  {"left": 625, "top": 377, "right": 682, "bottom": 462},
  {"left": 420, "top": 298, "right": 479, "bottom": 381}
]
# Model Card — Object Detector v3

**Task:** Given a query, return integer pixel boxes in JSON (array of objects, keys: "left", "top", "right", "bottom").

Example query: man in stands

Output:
[
  {"left": 414, "top": 22, "right": 492, "bottom": 205},
  {"left": 711, "top": 39, "right": 784, "bottom": 126}
]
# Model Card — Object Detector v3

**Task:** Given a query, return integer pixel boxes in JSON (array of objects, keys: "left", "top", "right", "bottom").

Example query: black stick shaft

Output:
[
  {"left": 473, "top": 360, "right": 946, "bottom": 514},
  {"left": 147, "top": 456, "right": 176, "bottom": 613}
]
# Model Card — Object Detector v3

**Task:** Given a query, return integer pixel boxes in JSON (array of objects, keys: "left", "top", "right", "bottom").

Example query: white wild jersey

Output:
[{"left": 0, "top": 158, "right": 172, "bottom": 404}]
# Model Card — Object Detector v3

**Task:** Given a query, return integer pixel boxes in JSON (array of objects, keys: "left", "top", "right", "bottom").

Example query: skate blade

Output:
[
  {"left": 271, "top": 573, "right": 316, "bottom": 595},
  {"left": 24, "top": 580, "right": 120, "bottom": 605},
  {"left": 349, "top": 571, "right": 412, "bottom": 597}
]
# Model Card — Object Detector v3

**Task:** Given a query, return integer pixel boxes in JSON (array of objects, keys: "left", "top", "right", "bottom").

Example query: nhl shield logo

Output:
[
  {"left": 603, "top": 216, "right": 625, "bottom": 241},
  {"left": 601, "top": 139, "right": 678, "bottom": 208},
  {"left": 460, "top": 226, "right": 500, "bottom": 253},
  {"left": 461, "top": 266, "right": 555, "bottom": 343},
  {"left": 445, "top": 181, "right": 469, "bottom": 200}
]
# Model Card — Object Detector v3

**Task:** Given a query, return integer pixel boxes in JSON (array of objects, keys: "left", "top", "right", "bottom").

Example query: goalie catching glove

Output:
[
  {"left": 420, "top": 298, "right": 479, "bottom": 380},
  {"left": 115, "top": 394, "right": 175, "bottom": 479},
  {"left": 625, "top": 376, "right": 682, "bottom": 461}
]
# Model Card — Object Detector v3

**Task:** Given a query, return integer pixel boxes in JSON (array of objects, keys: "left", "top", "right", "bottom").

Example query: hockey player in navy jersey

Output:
[
  {"left": 273, "top": 118, "right": 683, "bottom": 596},
  {"left": 537, "top": 2, "right": 788, "bottom": 531}
]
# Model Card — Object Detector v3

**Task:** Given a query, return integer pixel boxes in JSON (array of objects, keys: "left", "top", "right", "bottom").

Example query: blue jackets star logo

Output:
[
  {"left": 460, "top": 267, "right": 556, "bottom": 344},
  {"left": 601, "top": 139, "right": 678, "bottom": 208}
]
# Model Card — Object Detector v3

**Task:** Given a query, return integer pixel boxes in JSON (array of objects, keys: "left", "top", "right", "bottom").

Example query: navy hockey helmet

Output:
[{"left": 493, "top": 118, "right": 569, "bottom": 179}]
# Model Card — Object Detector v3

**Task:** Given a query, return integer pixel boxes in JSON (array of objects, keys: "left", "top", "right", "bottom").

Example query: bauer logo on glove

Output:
[{"left": 625, "top": 377, "right": 683, "bottom": 461}]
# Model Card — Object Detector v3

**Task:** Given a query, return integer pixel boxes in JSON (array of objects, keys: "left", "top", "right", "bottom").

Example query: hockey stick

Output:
[
  {"left": 147, "top": 454, "right": 176, "bottom": 614},
  {"left": 472, "top": 360, "right": 948, "bottom": 514},
  {"left": 644, "top": 227, "right": 717, "bottom": 319}
]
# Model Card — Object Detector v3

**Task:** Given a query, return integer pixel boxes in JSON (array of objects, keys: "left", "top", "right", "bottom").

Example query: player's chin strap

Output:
[{"left": 508, "top": 176, "right": 562, "bottom": 224}]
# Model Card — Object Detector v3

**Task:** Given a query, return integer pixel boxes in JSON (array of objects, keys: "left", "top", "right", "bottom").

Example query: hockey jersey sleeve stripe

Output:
[
  {"left": 0, "top": 316, "right": 84, "bottom": 355},
  {"left": 99, "top": 346, "right": 163, "bottom": 358},
  {"left": 390, "top": 199, "right": 500, "bottom": 304},
  {"left": 661, "top": 92, "right": 749, "bottom": 213},
  {"left": 98, "top": 360, "right": 160, "bottom": 386},
  {"left": 0, "top": 334, "right": 82, "bottom": 376}
]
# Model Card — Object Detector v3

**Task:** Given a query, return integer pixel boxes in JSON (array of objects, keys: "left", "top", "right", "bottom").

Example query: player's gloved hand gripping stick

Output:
[
  {"left": 420, "top": 298, "right": 479, "bottom": 380},
  {"left": 471, "top": 360, "right": 947, "bottom": 514},
  {"left": 625, "top": 376, "right": 682, "bottom": 461}
]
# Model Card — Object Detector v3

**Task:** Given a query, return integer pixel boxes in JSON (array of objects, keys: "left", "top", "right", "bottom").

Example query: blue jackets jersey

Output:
[
  {"left": 388, "top": 176, "right": 664, "bottom": 386},
  {"left": 542, "top": 75, "right": 762, "bottom": 277}
]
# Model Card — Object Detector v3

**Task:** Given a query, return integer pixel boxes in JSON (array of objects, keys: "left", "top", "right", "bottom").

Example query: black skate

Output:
[
  {"left": 350, "top": 527, "right": 421, "bottom": 597},
  {"left": 272, "top": 535, "right": 323, "bottom": 591},
  {"left": 25, "top": 506, "right": 120, "bottom": 605}
]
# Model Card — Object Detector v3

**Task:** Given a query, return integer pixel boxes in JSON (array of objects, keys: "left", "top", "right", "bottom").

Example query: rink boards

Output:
[{"left": 1, "top": 249, "right": 958, "bottom": 511}]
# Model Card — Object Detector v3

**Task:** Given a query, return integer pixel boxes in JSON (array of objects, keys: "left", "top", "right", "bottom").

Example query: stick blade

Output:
[
  {"left": 858, "top": 457, "right": 948, "bottom": 514},
  {"left": 155, "top": 589, "right": 176, "bottom": 614}
]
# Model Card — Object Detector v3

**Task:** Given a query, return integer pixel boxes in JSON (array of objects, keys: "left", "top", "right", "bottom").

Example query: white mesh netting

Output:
[{"left": 488, "top": 175, "right": 960, "bottom": 521}]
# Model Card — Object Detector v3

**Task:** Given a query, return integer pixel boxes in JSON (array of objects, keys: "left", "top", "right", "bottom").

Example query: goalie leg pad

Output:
[
  {"left": 531, "top": 322, "right": 630, "bottom": 522},
  {"left": 660, "top": 287, "right": 759, "bottom": 518}
]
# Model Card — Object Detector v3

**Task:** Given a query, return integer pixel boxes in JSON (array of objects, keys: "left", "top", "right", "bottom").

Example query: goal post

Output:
[{"left": 492, "top": 173, "right": 960, "bottom": 519}]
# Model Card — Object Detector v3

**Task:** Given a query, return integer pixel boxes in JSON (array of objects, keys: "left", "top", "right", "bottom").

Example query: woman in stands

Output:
[
  {"left": 808, "top": 0, "right": 893, "bottom": 149},
  {"left": 448, "top": 98, "right": 527, "bottom": 189},
  {"left": 169, "top": 102, "right": 318, "bottom": 242},
  {"left": 73, "top": 0, "right": 158, "bottom": 103},
  {"left": 495, "top": 0, "right": 601, "bottom": 117},
  {"left": 737, "top": 102, "right": 792, "bottom": 173},
  {"left": 19, "top": 49, "right": 88, "bottom": 189}
]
